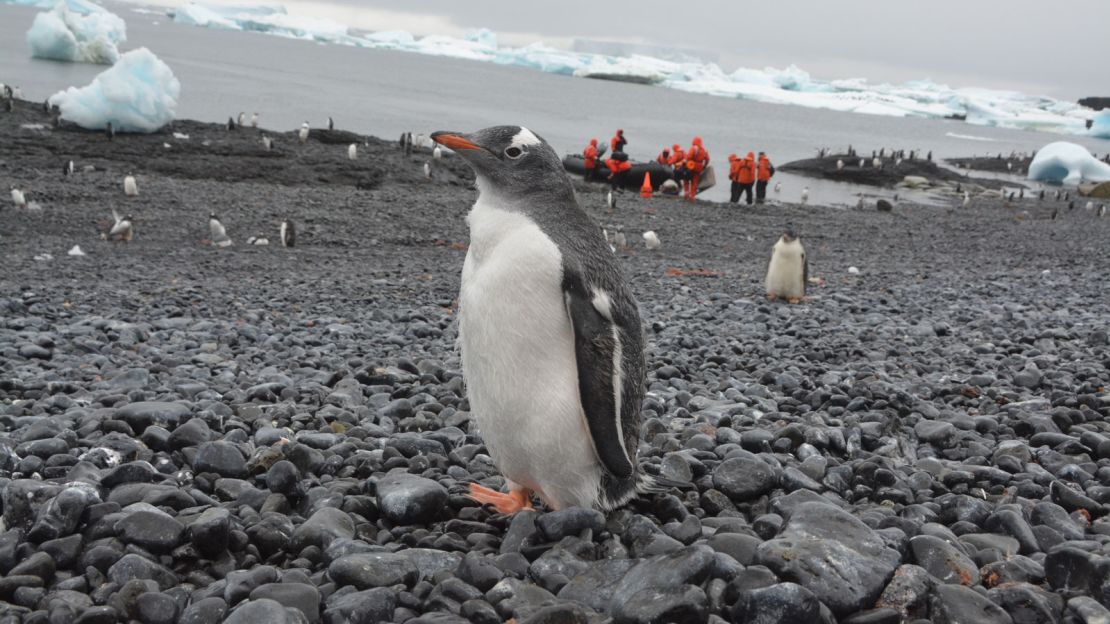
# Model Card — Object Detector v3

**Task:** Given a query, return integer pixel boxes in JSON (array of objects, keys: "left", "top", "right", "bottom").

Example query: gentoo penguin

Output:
[
  {"left": 10, "top": 185, "right": 26, "bottom": 207},
  {"left": 836, "top": 159, "right": 844, "bottom": 171},
  {"left": 765, "top": 226, "right": 807, "bottom": 304},
  {"left": 856, "top": 194, "right": 865, "bottom": 210},
  {"left": 879, "top": 148, "right": 885, "bottom": 158},
  {"left": 430, "top": 125, "right": 655, "bottom": 513},
  {"left": 348, "top": 143, "right": 358, "bottom": 160},
  {"left": 1051, "top": 208, "right": 1058, "bottom": 220},
  {"left": 298, "top": 122, "right": 309, "bottom": 143},
  {"left": 1068, "top": 200, "right": 1075, "bottom": 211},
  {"left": 1064, "top": 191, "right": 1070, "bottom": 201},
  {"left": 250, "top": 112, "right": 258, "bottom": 128},
  {"left": 108, "top": 209, "right": 133, "bottom": 241},
  {"left": 926, "top": 150, "right": 932, "bottom": 161},
  {"left": 227, "top": 117, "right": 236, "bottom": 131},
  {"left": 963, "top": 191, "right": 970, "bottom": 207},
  {"left": 1099, "top": 205, "right": 1106, "bottom": 218},
  {"left": 773, "top": 181, "right": 781, "bottom": 193},
  {"left": 327, "top": 116, "right": 334, "bottom": 131},
  {"left": 858, "top": 158, "right": 865, "bottom": 168},
  {"left": 1053, "top": 189, "right": 1060, "bottom": 201},
  {"left": 1007, "top": 162, "right": 1013, "bottom": 172},
  {"left": 800, "top": 187, "right": 809, "bottom": 205},
  {"left": 423, "top": 162, "right": 432, "bottom": 179},
  {"left": 246, "top": 235, "right": 269, "bottom": 245},
  {"left": 955, "top": 183, "right": 962, "bottom": 195},
  {"left": 262, "top": 135, "right": 273, "bottom": 151},
  {"left": 280, "top": 219, "right": 295, "bottom": 247},
  {"left": 124, "top": 173, "right": 138, "bottom": 197},
  {"left": 209, "top": 213, "right": 232, "bottom": 246},
  {"left": 606, "top": 190, "right": 617, "bottom": 211},
  {"left": 1086, "top": 201, "right": 1095, "bottom": 211},
  {"left": 872, "top": 157, "right": 882, "bottom": 169},
  {"left": 642, "top": 230, "right": 661, "bottom": 249},
  {"left": 63, "top": 160, "right": 75, "bottom": 176},
  {"left": 433, "top": 145, "right": 443, "bottom": 160},
  {"left": 613, "top": 226, "right": 626, "bottom": 250},
  {"left": 237, "top": 112, "right": 245, "bottom": 126},
  {"left": 1039, "top": 189, "right": 1045, "bottom": 201},
  {"left": 106, "top": 122, "right": 114, "bottom": 141}
]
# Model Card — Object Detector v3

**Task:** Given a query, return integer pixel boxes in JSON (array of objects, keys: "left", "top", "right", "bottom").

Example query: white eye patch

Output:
[{"left": 509, "top": 127, "right": 542, "bottom": 150}]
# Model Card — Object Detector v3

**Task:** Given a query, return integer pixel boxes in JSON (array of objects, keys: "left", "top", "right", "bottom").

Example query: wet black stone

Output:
[
  {"left": 712, "top": 454, "right": 776, "bottom": 501},
  {"left": 376, "top": 473, "right": 447, "bottom": 525},
  {"left": 731, "top": 582, "right": 827, "bottom": 624},
  {"left": 193, "top": 442, "right": 248, "bottom": 478},
  {"left": 536, "top": 507, "right": 605, "bottom": 542},
  {"left": 929, "top": 584, "right": 1013, "bottom": 624},
  {"left": 328, "top": 552, "right": 419, "bottom": 589},
  {"left": 116, "top": 510, "right": 186, "bottom": 553},
  {"left": 135, "top": 592, "right": 179, "bottom": 624}
]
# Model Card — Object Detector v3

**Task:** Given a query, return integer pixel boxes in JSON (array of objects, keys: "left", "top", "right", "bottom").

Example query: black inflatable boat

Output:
[{"left": 562, "top": 154, "right": 715, "bottom": 194}]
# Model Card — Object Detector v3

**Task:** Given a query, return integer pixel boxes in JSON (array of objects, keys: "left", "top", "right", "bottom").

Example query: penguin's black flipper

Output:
[
  {"left": 803, "top": 252, "right": 809, "bottom": 296},
  {"left": 565, "top": 283, "right": 636, "bottom": 481}
]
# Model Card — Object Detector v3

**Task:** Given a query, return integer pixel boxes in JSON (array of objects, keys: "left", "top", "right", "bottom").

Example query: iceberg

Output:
[
  {"left": 26, "top": 0, "right": 126, "bottom": 64},
  {"left": 50, "top": 47, "right": 181, "bottom": 132},
  {"left": 1091, "top": 110, "right": 1110, "bottom": 139},
  {"left": 1027, "top": 142, "right": 1110, "bottom": 185}
]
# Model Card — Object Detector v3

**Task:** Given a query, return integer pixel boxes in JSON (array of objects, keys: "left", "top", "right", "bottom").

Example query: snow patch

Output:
[
  {"left": 1027, "top": 142, "right": 1110, "bottom": 185},
  {"left": 26, "top": 0, "right": 126, "bottom": 65},
  {"left": 50, "top": 47, "right": 180, "bottom": 132}
]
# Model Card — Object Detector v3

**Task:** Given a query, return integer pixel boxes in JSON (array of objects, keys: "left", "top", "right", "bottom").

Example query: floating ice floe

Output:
[
  {"left": 26, "top": 0, "right": 126, "bottom": 65},
  {"left": 50, "top": 47, "right": 181, "bottom": 132},
  {"left": 1091, "top": 110, "right": 1110, "bottom": 140},
  {"left": 146, "top": 1, "right": 1100, "bottom": 135},
  {"left": 1027, "top": 142, "right": 1110, "bottom": 186}
]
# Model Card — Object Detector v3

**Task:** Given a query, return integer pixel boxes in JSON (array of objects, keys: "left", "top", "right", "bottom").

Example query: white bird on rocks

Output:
[
  {"left": 250, "top": 112, "right": 258, "bottom": 128},
  {"left": 773, "top": 181, "right": 781, "bottom": 193},
  {"left": 209, "top": 212, "right": 232, "bottom": 247},
  {"left": 433, "top": 145, "right": 443, "bottom": 160},
  {"left": 348, "top": 143, "right": 358, "bottom": 160},
  {"left": 423, "top": 162, "right": 432, "bottom": 179},
  {"left": 836, "top": 159, "right": 844, "bottom": 171},
  {"left": 642, "top": 230, "right": 661, "bottom": 249},
  {"left": 298, "top": 122, "right": 309, "bottom": 143},
  {"left": 10, "top": 185, "right": 26, "bottom": 207},
  {"left": 606, "top": 190, "right": 616, "bottom": 210},
  {"left": 800, "top": 187, "right": 809, "bottom": 204},
  {"left": 124, "top": 173, "right": 138, "bottom": 197},
  {"left": 262, "top": 135, "right": 273, "bottom": 151}
]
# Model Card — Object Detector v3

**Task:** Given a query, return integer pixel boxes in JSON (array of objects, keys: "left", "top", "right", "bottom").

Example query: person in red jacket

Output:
[
  {"left": 755, "top": 151, "right": 775, "bottom": 203},
  {"left": 610, "top": 129, "right": 627, "bottom": 154},
  {"left": 583, "top": 138, "right": 599, "bottom": 181},
  {"left": 727, "top": 154, "right": 741, "bottom": 203},
  {"left": 668, "top": 143, "right": 686, "bottom": 186},
  {"left": 736, "top": 151, "right": 756, "bottom": 205},
  {"left": 657, "top": 147, "right": 671, "bottom": 165},
  {"left": 684, "top": 137, "right": 709, "bottom": 201},
  {"left": 605, "top": 154, "right": 632, "bottom": 190}
]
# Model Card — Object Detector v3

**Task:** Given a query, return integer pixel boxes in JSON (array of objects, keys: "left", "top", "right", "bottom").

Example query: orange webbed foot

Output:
[
  {"left": 787, "top": 297, "right": 803, "bottom": 304},
  {"left": 468, "top": 483, "right": 534, "bottom": 514},
  {"left": 766, "top": 292, "right": 777, "bottom": 301}
]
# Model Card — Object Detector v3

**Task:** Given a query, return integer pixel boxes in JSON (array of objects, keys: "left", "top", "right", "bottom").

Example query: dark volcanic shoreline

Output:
[
  {"left": 781, "top": 152, "right": 1022, "bottom": 191},
  {"left": 2, "top": 100, "right": 1110, "bottom": 624}
]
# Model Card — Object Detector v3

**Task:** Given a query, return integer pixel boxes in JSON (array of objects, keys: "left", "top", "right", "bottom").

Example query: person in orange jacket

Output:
[
  {"left": 583, "top": 138, "right": 600, "bottom": 181},
  {"left": 657, "top": 147, "right": 671, "bottom": 165},
  {"left": 605, "top": 154, "right": 632, "bottom": 190},
  {"left": 755, "top": 151, "right": 775, "bottom": 203},
  {"left": 610, "top": 129, "right": 627, "bottom": 154},
  {"left": 736, "top": 151, "right": 756, "bottom": 205},
  {"left": 727, "top": 154, "right": 741, "bottom": 203},
  {"left": 684, "top": 137, "right": 709, "bottom": 200},
  {"left": 668, "top": 143, "right": 686, "bottom": 186}
]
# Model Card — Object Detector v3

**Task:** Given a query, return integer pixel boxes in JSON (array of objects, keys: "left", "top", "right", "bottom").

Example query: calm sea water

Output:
[{"left": 2, "top": 2, "right": 1107, "bottom": 205}]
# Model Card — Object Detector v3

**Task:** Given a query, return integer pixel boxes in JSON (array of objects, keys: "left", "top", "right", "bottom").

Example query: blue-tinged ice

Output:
[
  {"left": 1091, "top": 111, "right": 1110, "bottom": 139},
  {"left": 26, "top": 0, "right": 126, "bottom": 64},
  {"left": 1027, "top": 142, "right": 1110, "bottom": 185},
  {"left": 49, "top": 47, "right": 180, "bottom": 132}
]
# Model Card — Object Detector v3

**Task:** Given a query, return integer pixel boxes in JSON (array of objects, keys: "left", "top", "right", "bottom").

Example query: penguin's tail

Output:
[{"left": 636, "top": 469, "right": 693, "bottom": 494}]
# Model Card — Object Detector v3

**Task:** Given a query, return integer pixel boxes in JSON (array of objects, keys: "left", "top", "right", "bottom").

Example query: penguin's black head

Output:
[
  {"left": 782, "top": 226, "right": 797, "bottom": 242},
  {"left": 431, "top": 126, "right": 568, "bottom": 199},
  {"left": 210, "top": 212, "right": 218, "bottom": 220}
]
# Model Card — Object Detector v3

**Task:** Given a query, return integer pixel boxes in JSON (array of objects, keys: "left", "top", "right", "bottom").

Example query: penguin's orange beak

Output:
[{"left": 431, "top": 132, "right": 480, "bottom": 151}]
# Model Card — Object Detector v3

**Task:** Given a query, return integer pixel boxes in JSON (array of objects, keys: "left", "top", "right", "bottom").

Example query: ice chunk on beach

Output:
[
  {"left": 1091, "top": 110, "right": 1110, "bottom": 139},
  {"left": 1027, "top": 142, "right": 1110, "bottom": 185},
  {"left": 50, "top": 47, "right": 180, "bottom": 132},
  {"left": 26, "top": 0, "right": 126, "bottom": 64}
]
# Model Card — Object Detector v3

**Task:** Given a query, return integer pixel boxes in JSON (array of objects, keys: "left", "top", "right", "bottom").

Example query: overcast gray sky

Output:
[{"left": 270, "top": 0, "right": 1105, "bottom": 101}]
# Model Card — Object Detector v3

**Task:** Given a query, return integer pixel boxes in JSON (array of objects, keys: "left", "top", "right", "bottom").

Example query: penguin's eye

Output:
[{"left": 504, "top": 146, "right": 523, "bottom": 159}]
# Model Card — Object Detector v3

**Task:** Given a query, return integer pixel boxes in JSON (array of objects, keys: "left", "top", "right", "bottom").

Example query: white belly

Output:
[
  {"left": 766, "top": 239, "right": 805, "bottom": 298},
  {"left": 460, "top": 198, "right": 601, "bottom": 509}
]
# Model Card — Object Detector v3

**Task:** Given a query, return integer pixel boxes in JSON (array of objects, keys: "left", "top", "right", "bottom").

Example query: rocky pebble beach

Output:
[{"left": 3, "top": 99, "right": 1110, "bottom": 624}]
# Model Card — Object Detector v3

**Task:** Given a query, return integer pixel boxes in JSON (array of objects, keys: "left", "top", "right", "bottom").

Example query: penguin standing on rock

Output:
[
  {"left": 209, "top": 213, "right": 232, "bottom": 247},
  {"left": 280, "top": 219, "right": 295, "bottom": 247},
  {"left": 262, "top": 135, "right": 273, "bottom": 151},
  {"left": 430, "top": 125, "right": 661, "bottom": 513},
  {"left": 10, "top": 185, "right": 26, "bottom": 207},
  {"left": 299, "top": 122, "right": 309, "bottom": 143},
  {"left": 327, "top": 116, "right": 334, "bottom": 131},
  {"left": 250, "top": 112, "right": 258, "bottom": 128},
  {"left": 124, "top": 173, "right": 138, "bottom": 197},
  {"left": 63, "top": 160, "right": 75, "bottom": 176},
  {"left": 348, "top": 143, "right": 358, "bottom": 160},
  {"left": 107, "top": 209, "right": 133, "bottom": 241},
  {"left": 106, "top": 122, "right": 114, "bottom": 141},
  {"left": 765, "top": 226, "right": 807, "bottom": 304}
]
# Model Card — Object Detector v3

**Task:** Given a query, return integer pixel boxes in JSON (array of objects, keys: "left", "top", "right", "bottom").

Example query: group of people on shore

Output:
[
  {"left": 726, "top": 151, "right": 775, "bottom": 205},
  {"left": 582, "top": 130, "right": 774, "bottom": 204}
]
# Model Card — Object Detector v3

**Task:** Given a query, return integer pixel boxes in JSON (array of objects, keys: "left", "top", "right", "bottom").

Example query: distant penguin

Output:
[
  {"left": 237, "top": 112, "right": 245, "bottom": 126},
  {"left": 847, "top": 144, "right": 854, "bottom": 157},
  {"left": 209, "top": 213, "right": 232, "bottom": 246},
  {"left": 1038, "top": 189, "right": 1044, "bottom": 200},
  {"left": 1007, "top": 162, "right": 1013, "bottom": 172},
  {"left": 280, "top": 219, "right": 295, "bottom": 247},
  {"left": 423, "top": 162, "right": 432, "bottom": 179},
  {"left": 926, "top": 150, "right": 932, "bottom": 161},
  {"left": 1053, "top": 189, "right": 1060, "bottom": 201},
  {"left": 348, "top": 143, "right": 358, "bottom": 160},
  {"left": 614, "top": 227, "right": 626, "bottom": 249},
  {"left": 124, "top": 173, "right": 138, "bottom": 197},
  {"left": 963, "top": 191, "right": 970, "bottom": 207},
  {"left": 858, "top": 158, "right": 865, "bottom": 168},
  {"left": 1086, "top": 201, "right": 1095, "bottom": 211},
  {"left": 800, "top": 187, "right": 809, "bottom": 205},
  {"left": 872, "top": 157, "right": 882, "bottom": 169},
  {"left": 895, "top": 158, "right": 903, "bottom": 167},
  {"left": 1099, "top": 204, "right": 1106, "bottom": 218},
  {"left": 63, "top": 160, "right": 75, "bottom": 176},
  {"left": 642, "top": 230, "right": 661, "bottom": 249},
  {"left": 299, "top": 122, "right": 309, "bottom": 143},
  {"left": 1068, "top": 200, "right": 1075, "bottom": 211},
  {"left": 433, "top": 145, "right": 443, "bottom": 160},
  {"left": 1064, "top": 191, "right": 1070, "bottom": 202},
  {"left": 955, "top": 183, "right": 962, "bottom": 195},
  {"left": 11, "top": 185, "right": 26, "bottom": 207},
  {"left": 879, "top": 148, "right": 885, "bottom": 158},
  {"left": 327, "top": 116, "right": 334, "bottom": 131},
  {"left": 262, "top": 135, "right": 273, "bottom": 151},
  {"left": 856, "top": 194, "right": 865, "bottom": 210},
  {"left": 836, "top": 159, "right": 844, "bottom": 171},
  {"left": 108, "top": 209, "right": 133, "bottom": 241},
  {"left": 765, "top": 226, "right": 807, "bottom": 304},
  {"left": 250, "top": 112, "right": 258, "bottom": 128},
  {"left": 1, "top": 84, "right": 11, "bottom": 99},
  {"left": 1051, "top": 208, "right": 1058, "bottom": 220},
  {"left": 773, "top": 181, "right": 781, "bottom": 193},
  {"left": 606, "top": 190, "right": 616, "bottom": 210},
  {"left": 106, "top": 122, "right": 114, "bottom": 141},
  {"left": 246, "top": 235, "right": 269, "bottom": 246},
  {"left": 1019, "top": 188, "right": 1024, "bottom": 199},
  {"left": 227, "top": 117, "right": 236, "bottom": 131}
]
